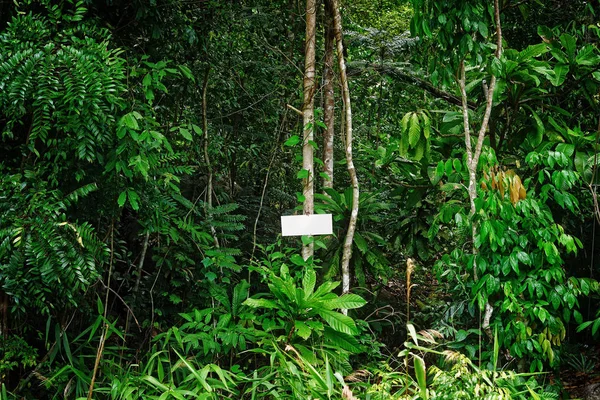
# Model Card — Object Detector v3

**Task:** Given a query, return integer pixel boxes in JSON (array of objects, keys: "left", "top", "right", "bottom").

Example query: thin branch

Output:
[
  {"left": 460, "top": 61, "right": 473, "bottom": 168},
  {"left": 287, "top": 104, "right": 303, "bottom": 115},
  {"left": 347, "top": 62, "right": 477, "bottom": 110}
]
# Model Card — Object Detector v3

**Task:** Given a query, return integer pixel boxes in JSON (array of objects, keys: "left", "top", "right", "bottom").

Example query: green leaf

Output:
[
  {"left": 243, "top": 298, "right": 278, "bottom": 309},
  {"left": 323, "top": 327, "right": 362, "bottom": 352},
  {"left": 121, "top": 113, "right": 139, "bottom": 130},
  {"left": 413, "top": 140, "right": 425, "bottom": 161},
  {"left": 478, "top": 22, "right": 488, "bottom": 38},
  {"left": 297, "top": 169, "right": 309, "bottom": 179},
  {"left": 421, "top": 112, "right": 431, "bottom": 139},
  {"left": 295, "top": 321, "right": 311, "bottom": 340},
  {"left": 559, "top": 33, "right": 576, "bottom": 59},
  {"left": 179, "top": 127, "right": 192, "bottom": 141},
  {"left": 353, "top": 232, "right": 368, "bottom": 253},
  {"left": 127, "top": 190, "right": 140, "bottom": 210},
  {"left": 284, "top": 135, "right": 301, "bottom": 147},
  {"left": 576, "top": 45, "right": 600, "bottom": 66},
  {"left": 518, "top": 43, "right": 548, "bottom": 61},
  {"left": 414, "top": 355, "right": 428, "bottom": 399},
  {"left": 117, "top": 191, "right": 127, "bottom": 207},
  {"left": 401, "top": 112, "right": 411, "bottom": 133},
  {"left": 302, "top": 268, "right": 316, "bottom": 297},
  {"left": 491, "top": 57, "right": 503, "bottom": 77},
  {"left": 407, "top": 323, "right": 418, "bottom": 344},
  {"left": 191, "top": 124, "right": 202, "bottom": 135},
  {"left": 319, "top": 309, "right": 357, "bottom": 335},
  {"left": 178, "top": 65, "right": 195, "bottom": 81},
  {"left": 409, "top": 113, "right": 421, "bottom": 148},
  {"left": 323, "top": 294, "right": 366, "bottom": 310},
  {"left": 552, "top": 63, "right": 569, "bottom": 86}
]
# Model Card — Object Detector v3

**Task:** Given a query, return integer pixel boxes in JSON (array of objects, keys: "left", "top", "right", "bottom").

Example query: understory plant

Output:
[
  {"left": 352, "top": 325, "right": 558, "bottom": 400},
  {"left": 431, "top": 146, "right": 598, "bottom": 370}
]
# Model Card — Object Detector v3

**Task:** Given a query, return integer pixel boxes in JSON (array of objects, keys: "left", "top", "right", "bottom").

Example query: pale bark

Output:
[
  {"left": 301, "top": 0, "right": 317, "bottom": 260},
  {"left": 459, "top": 0, "right": 502, "bottom": 339},
  {"left": 322, "top": 1, "right": 335, "bottom": 191},
  {"left": 331, "top": 0, "right": 359, "bottom": 300},
  {"left": 202, "top": 67, "right": 220, "bottom": 249}
]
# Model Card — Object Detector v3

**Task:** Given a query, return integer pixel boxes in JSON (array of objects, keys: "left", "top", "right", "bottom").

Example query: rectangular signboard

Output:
[{"left": 281, "top": 214, "right": 333, "bottom": 236}]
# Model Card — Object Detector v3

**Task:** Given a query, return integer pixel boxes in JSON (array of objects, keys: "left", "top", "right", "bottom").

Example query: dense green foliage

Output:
[{"left": 1, "top": 0, "right": 599, "bottom": 399}]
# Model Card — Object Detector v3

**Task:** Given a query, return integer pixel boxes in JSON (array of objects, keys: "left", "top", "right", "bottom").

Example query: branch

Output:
[
  {"left": 459, "top": 61, "right": 473, "bottom": 168},
  {"left": 347, "top": 62, "right": 476, "bottom": 110},
  {"left": 472, "top": 0, "right": 503, "bottom": 166}
]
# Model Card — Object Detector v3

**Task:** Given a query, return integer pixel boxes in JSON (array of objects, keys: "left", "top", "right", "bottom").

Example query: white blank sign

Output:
[{"left": 281, "top": 214, "right": 333, "bottom": 236}]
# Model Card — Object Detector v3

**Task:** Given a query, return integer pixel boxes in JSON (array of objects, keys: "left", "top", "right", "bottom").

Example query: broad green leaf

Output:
[
  {"left": 297, "top": 169, "right": 309, "bottom": 179},
  {"left": 407, "top": 323, "right": 418, "bottom": 344},
  {"left": 323, "top": 294, "right": 366, "bottom": 310},
  {"left": 323, "top": 327, "right": 362, "bottom": 353},
  {"left": 294, "top": 320, "right": 311, "bottom": 340},
  {"left": 191, "top": 124, "right": 202, "bottom": 135},
  {"left": 478, "top": 21, "right": 488, "bottom": 38},
  {"left": 353, "top": 232, "right": 368, "bottom": 253},
  {"left": 519, "top": 43, "right": 548, "bottom": 61},
  {"left": 117, "top": 191, "right": 127, "bottom": 207},
  {"left": 559, "top": 33, "right": 576, "bottom": 59},
  {"left": 127, "top": 190, "right": 140, "bottom": 210},
  {"left": 284, "top": 135, "right": 301, "bottom": 146},
  {"left": 491, "top": 57, "right": 502, "bottom": 77},
  {"left": 552, "top": 63, "right": 569, "bottom": 86},
  {"left": 413, "top": 140, "right": 425, "bottom": 161},
  {"left": 414, "top": 355, "right": 428, "bottom": 399},
  {"left": 319, "top": 309, "right": 357, "bottom": 335},
  {"left": 121, "top": 113, "right": 139, "bottom": 130},
  {"left": 575, "top": 45, "right": 599, "bottom": 66},
  {"left": 401, "top": 112, "right": 411, "bottom": 133},
  {"left": 409, "top": 113, "right": 421, "bottom": 148},
  {"left": 178, "top": 65, "right": 195, "bottom": 81},
  {"left": 179, "top": 127, "right": 192, "bottom": 141},
  {"left": 302, "top": 268, "right": 316, "bottom": 297},
  {"left": 243, "top": 298, "right": 278, "bottom": 309}
]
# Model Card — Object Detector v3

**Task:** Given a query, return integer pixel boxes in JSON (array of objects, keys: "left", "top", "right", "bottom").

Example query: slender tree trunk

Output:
[
  {"left": 330, "top": 0, "right": 358, "bottom": 301},
  {"left": 322, "top": 1, "right": 335, "bottom": 191},
  {"left": 458, "top": 0, "right": 502, "bottom": 339},
  {"left": 301, "top": 0, "right": 317, "bottom": 260},
  {"left": 202, "top": 66, "right": 220, "bottom": 249}
]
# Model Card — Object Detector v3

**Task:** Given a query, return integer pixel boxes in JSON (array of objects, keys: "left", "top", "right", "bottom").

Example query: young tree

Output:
[
  {"left": 458, "top": 0, "right": 502, "bottom": 335},
  {"left": 302, "top": 0, "right": 317, "bottom": 260},
  {"left": 329, "top": 0, "right": 359, "bottom": 297}
]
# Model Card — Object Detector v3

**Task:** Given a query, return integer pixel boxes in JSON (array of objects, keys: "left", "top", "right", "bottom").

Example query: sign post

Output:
[{"left": 281, "top": 214, "right": 333, "bottom": 237}]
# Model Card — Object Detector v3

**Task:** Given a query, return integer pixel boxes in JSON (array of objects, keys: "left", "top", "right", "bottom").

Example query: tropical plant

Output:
[
  {"left": 316, "top": 187, "right": 393, "bottom": 286},
  {"left": 244, "top": 259, "right": 367, "bottom": 371}
]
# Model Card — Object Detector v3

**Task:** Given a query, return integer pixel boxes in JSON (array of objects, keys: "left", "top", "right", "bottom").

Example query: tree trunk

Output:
[
  {"left": 330, "top": 0, "right": 359, "bottom": 301},
  {"left": 458, "top": 0, "right": 502, "bottom": 339},
  {"left": 322, "top": 1, "right": 335, "bottom": 191},
  {"left": 301, "top": 0, "right": 317, "bottom": 260}
]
